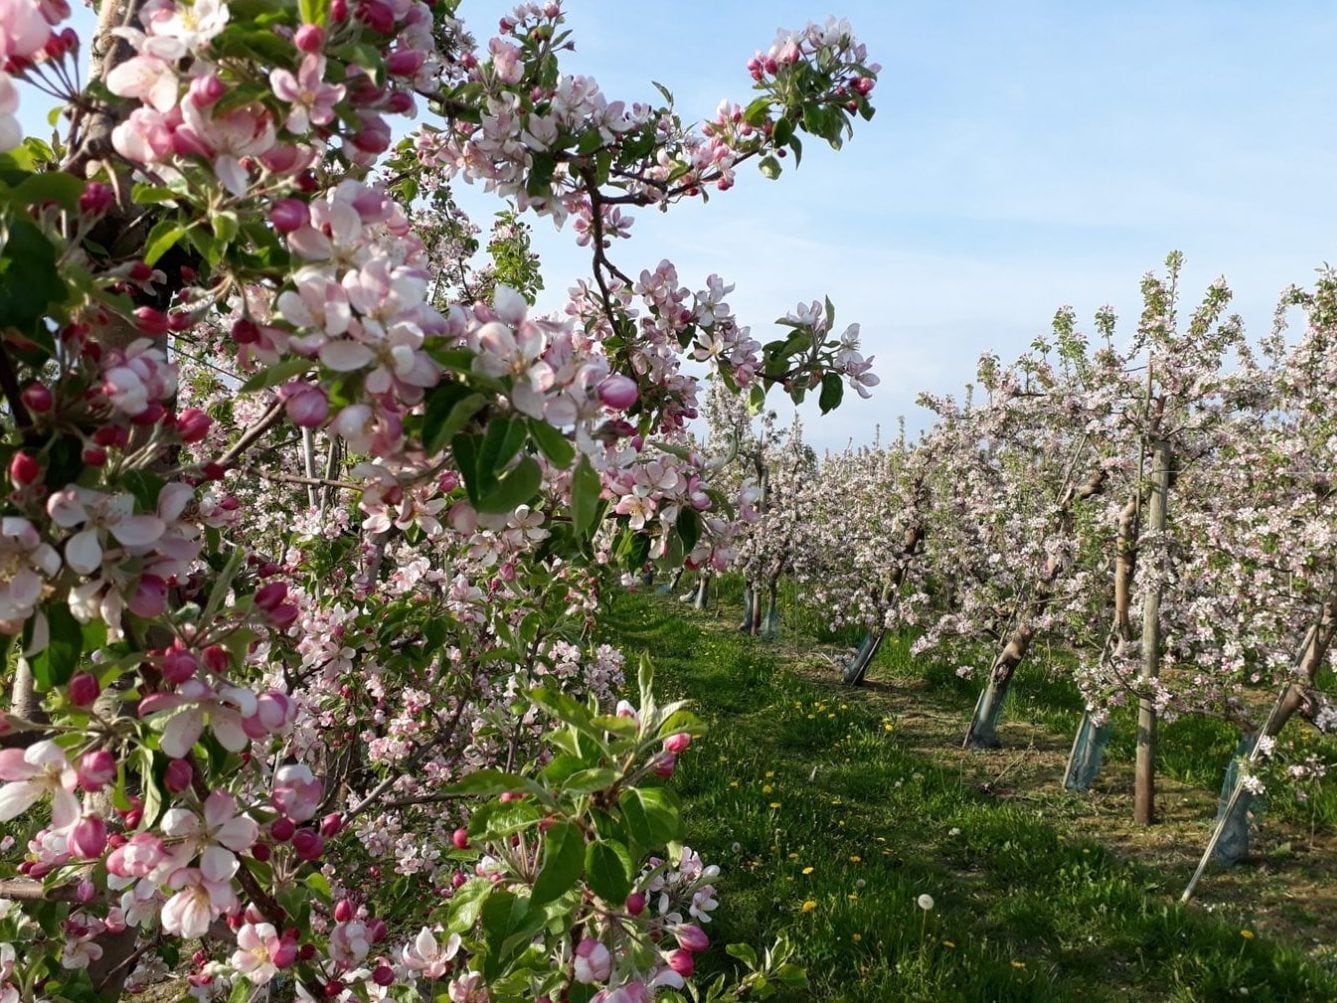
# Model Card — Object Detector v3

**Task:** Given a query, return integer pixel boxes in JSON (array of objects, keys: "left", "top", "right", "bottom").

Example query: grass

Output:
[{"left": 606, "top": 587, "right": 1337, "bottom": 1002}]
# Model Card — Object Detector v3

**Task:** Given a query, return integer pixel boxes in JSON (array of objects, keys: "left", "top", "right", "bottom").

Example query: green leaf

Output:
[
  {"left": 585, "top": 839, "right": 633, "bottom": 903},
  {"left": 571, "top": 456, "right": 602, "bottom": 539},
  {"left": 132, "top": 183, "right": 181, "bottom": 206},
  {"left": 444, "top": 768, "right": 528, "bottom": 796},
  {"left": 8, "top": 170, "right": 84, "bottom": 210},
  {"left": 758, "top": 155, "right": 782, "bottom": 180},
  {"left": 772, "top": 117, "right": 795, "bottom": 147},
  {"left": 423, "top": 385, "right": 486, "bottom": 455},
  {"left": 210, "top": 210, "right": 240, "bottom": 246},
  {"left": 0, "top": 211, "right": 65, "bottom": 339},
  {"left": 530, "top": 821, "right": 584, "bottom": 907},
  {"left": 675, "top": 507, "right": 700, "bottom": 555},
  {"left": 478, "top": 417, "right": 528, "bottom": 480},
  {"left": 299, "top": 0, "right": 330, "bottom": 26},
  {"left": 742, "top": 96, "right": 772, "bottom": 127},
  {"left": 527, "top": 418, "right": 575, "bottom": 468},
  {"left": 30, "top": 602, "right": 82, "bottom": 690},
  {"left": 476, "top": 455, "right": 542, "bottom": 514},
  {"left": 304, "top": 872, "right": 332, "bottom": 900},
  {"left": 143, "top": 219, "right": 189, "bottom": 267},
  {"left": 238, "top": 357, "right": 311, "bottom": 393},
  {"left": 446, "top": 878, "right": 493, "bottom": 934},
  {"left": 560, "top": 767, "right": 620, "bottom": 794},
  {"left": 619, "top": 787, "right": 681, "bottom": 849},
  {"left": 140, "top": 746, "right": 164, "bottom": 827},
  {"left": 726, "top": 943, "right": 759, "bottom": 969},
  {"left": 468, "top": 801, "right": 541, "bottom": 842},
  {"left": 819, "top": 371, "right": 844, "bottom": 414}
]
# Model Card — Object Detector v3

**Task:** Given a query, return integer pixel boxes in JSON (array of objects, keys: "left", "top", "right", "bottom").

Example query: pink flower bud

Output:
[
  {"left": 133, "top": 306, "right": 169, "bottom": 337},
  {"left": 251, "top": 842, "right": 271, "bottom": 862},
  {"left": 625, "top": 891, "right": 647, "bottom": 915},
  {"left": 68, "top": 672, "right": 100, "bottom": 707},
  {"left": 385, "top": 49, "right": 424, "bottom": 75},
  {"left": 20, "top": 382, "right": 52, "bottom": 414},
  {"left": 368, "top": 916, "right": 388, "bottom": 942},
  {"left": 653, "top": 752, "right": 676, "bottom": 778},
  {"left": 452, "top": 828, "right": 469, "bottom": 850},
  {"left": 333, "top": 899, "right": 354, "bottom": 922},
  {"left": 69, "top": 814, "right": 108, "bottom": 859},
  {"left": 163, "top": 758, "right": 193, "bottom": 794},
  {"left": 572, "top": 938, "right": 611, "bottom": 984},
  {"left": 351, "top": 125, "right": 391, "bottom": 154},
  {"left": 162, "top": 646, "right": 198, "bottom": 684},
  {"left": 294, "top": 24, "right": 325, "bottom": 52},
  {"left": 254, "top": 581, "right": 288, "bottom": 611},
  {"left": 77, "top": 878, "right": 97, "bottom": 902},
  {"left": 597, "top": 374, "right": 639, "bottom": 410},
  {"left": 675, "top": 924, "right": 710, "bottom": 953},
  {"left": 188, "top": 74, "right": 226, "bottom": 107},
  {"left": 292, "top": 828, "right": 325, "bottom": 861},
  {"left": 9, "top": 452, "right": 39, "bottom": 487},
  {"left": 320, "top": 812, "right": 343, "bottom": 837},
  {"left": 372, "top": 966, "right": 394, "bottom": 987},
  {"left": 282, "top": 383, "right": 329, "bottom": 428},
  {"left": 177, "top": 407, "right": 212, "bottom": 443},
  {"left": 272, "top": 939, "right": 298, "bottom": 969},
  {"left": 668, "top": 949, "right": 695, "bottom": 977},
  {"left": 662, "top": 732, "right": 692, "bottom": 755},
  {"left": 232, "top": 318, "right": 261, "bottom": 344},
  {"left": 128, "top": 574, "right": 168, "bottom": 618},
  {"left": 269, "top": 198, "right": 308, "bottom": 234},
  {"left": 78, "top": 182, "right": 115, "bottom": 216},
  {"left": 271, "top": 817, "right": 296, "bottom": 842},
  {"left": 78, "top": 750, "right": 116, "bottom": 791}
]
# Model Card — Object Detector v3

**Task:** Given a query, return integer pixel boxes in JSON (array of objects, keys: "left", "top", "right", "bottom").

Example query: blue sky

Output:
[{"left": 22, "top": 3, "right": 1337, "bottom": 449}]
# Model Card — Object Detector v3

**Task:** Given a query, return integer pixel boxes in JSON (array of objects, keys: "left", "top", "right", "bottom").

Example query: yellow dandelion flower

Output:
[
  {"left": 852, "top": 933, "right": 862, "bottom": 943},
  {"left": 1241, "top": 929, "right": 1255, "bottom": 940},
  {"left": 762, "top": 784, "right": 774, "bottom": 794},
  {"left": 943, "top": 940, "right": 956, "bottom": 949},
  {"left": 802, "top": 866, "right": 814, "bottom": 875},
  {"left": 883, "top": 723, "right": 894, "bottom": 732},
  {"left": 801, "top": 900, "right": 817, "bottom": 913},
  {"left": 769, "top": 801, "right": 782, "bottom": 809},
  {"left": 765, "top": 771, "right": 775, "bottom": 778},
  {"left": 787, "top": 852, "right": 799, "bottom": 860},
  {"left": 1011, "top": 961, "right": 1026, "bottom": 969},
  {"left": 849, "top": 855, "right": 862, "bottom": 863}
]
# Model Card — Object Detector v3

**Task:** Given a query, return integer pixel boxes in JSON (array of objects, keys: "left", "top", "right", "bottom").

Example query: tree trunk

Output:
[
  {"left": 964, "top": 625, "right": 1034, "bottom": 749},
  {"left": 1134, "top": 439, "right": 1172, "bottom": 825},
  {"left": 1063, "top": 712, "right": 1112, "bottom": 790},
  {"left": 842, "top": 630, "right": 886, "bottom": 686},
  {"left": 1183, "top": 600, "right": 1337, "bottom": 900},
  {"left": 762, "top": 577, "right": 781, "bottom": 638}
]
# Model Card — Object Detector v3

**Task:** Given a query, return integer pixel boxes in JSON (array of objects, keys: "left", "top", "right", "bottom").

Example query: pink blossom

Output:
[
  {"left": 161, "top": 866, "right": 238, "bottom": 939},
  {"left": 271, "top": 763, "right": 323, "bottom": 821},
  {"left": 232, "top": 921, "right": 283, "bottom": 985},
  {"left": 0, "top": 0, "right": 52, "bottom": 60},
  {"left": 401, "top": 926, "right": 460, "bottom": 979},
  {"left": 0, "top": 740, "right": 78, "bottom": 828},
  {"left": 269, "top": 54, "right": 344, "bottom": 134},
  {"left": 139, "top": 679, "right": 257, "bottom": 757}
]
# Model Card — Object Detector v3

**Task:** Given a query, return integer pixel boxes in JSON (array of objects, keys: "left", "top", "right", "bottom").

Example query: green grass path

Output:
[{"left": 605, "top": 591, "right": 1337, "bottom": 1003}]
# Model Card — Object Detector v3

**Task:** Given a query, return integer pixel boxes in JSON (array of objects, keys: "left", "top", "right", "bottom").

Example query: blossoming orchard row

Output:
[
  {"left": 0, "top": 0, "right": 879, "bottom": 1000},
  {"left": 709, "top": 253, "right": 1337, "bottom": 898}
]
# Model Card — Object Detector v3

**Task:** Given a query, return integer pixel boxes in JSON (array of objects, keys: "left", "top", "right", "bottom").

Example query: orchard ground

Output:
[{"left": 605, "top": 582, "right": 1337, "bottom": 1002}]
